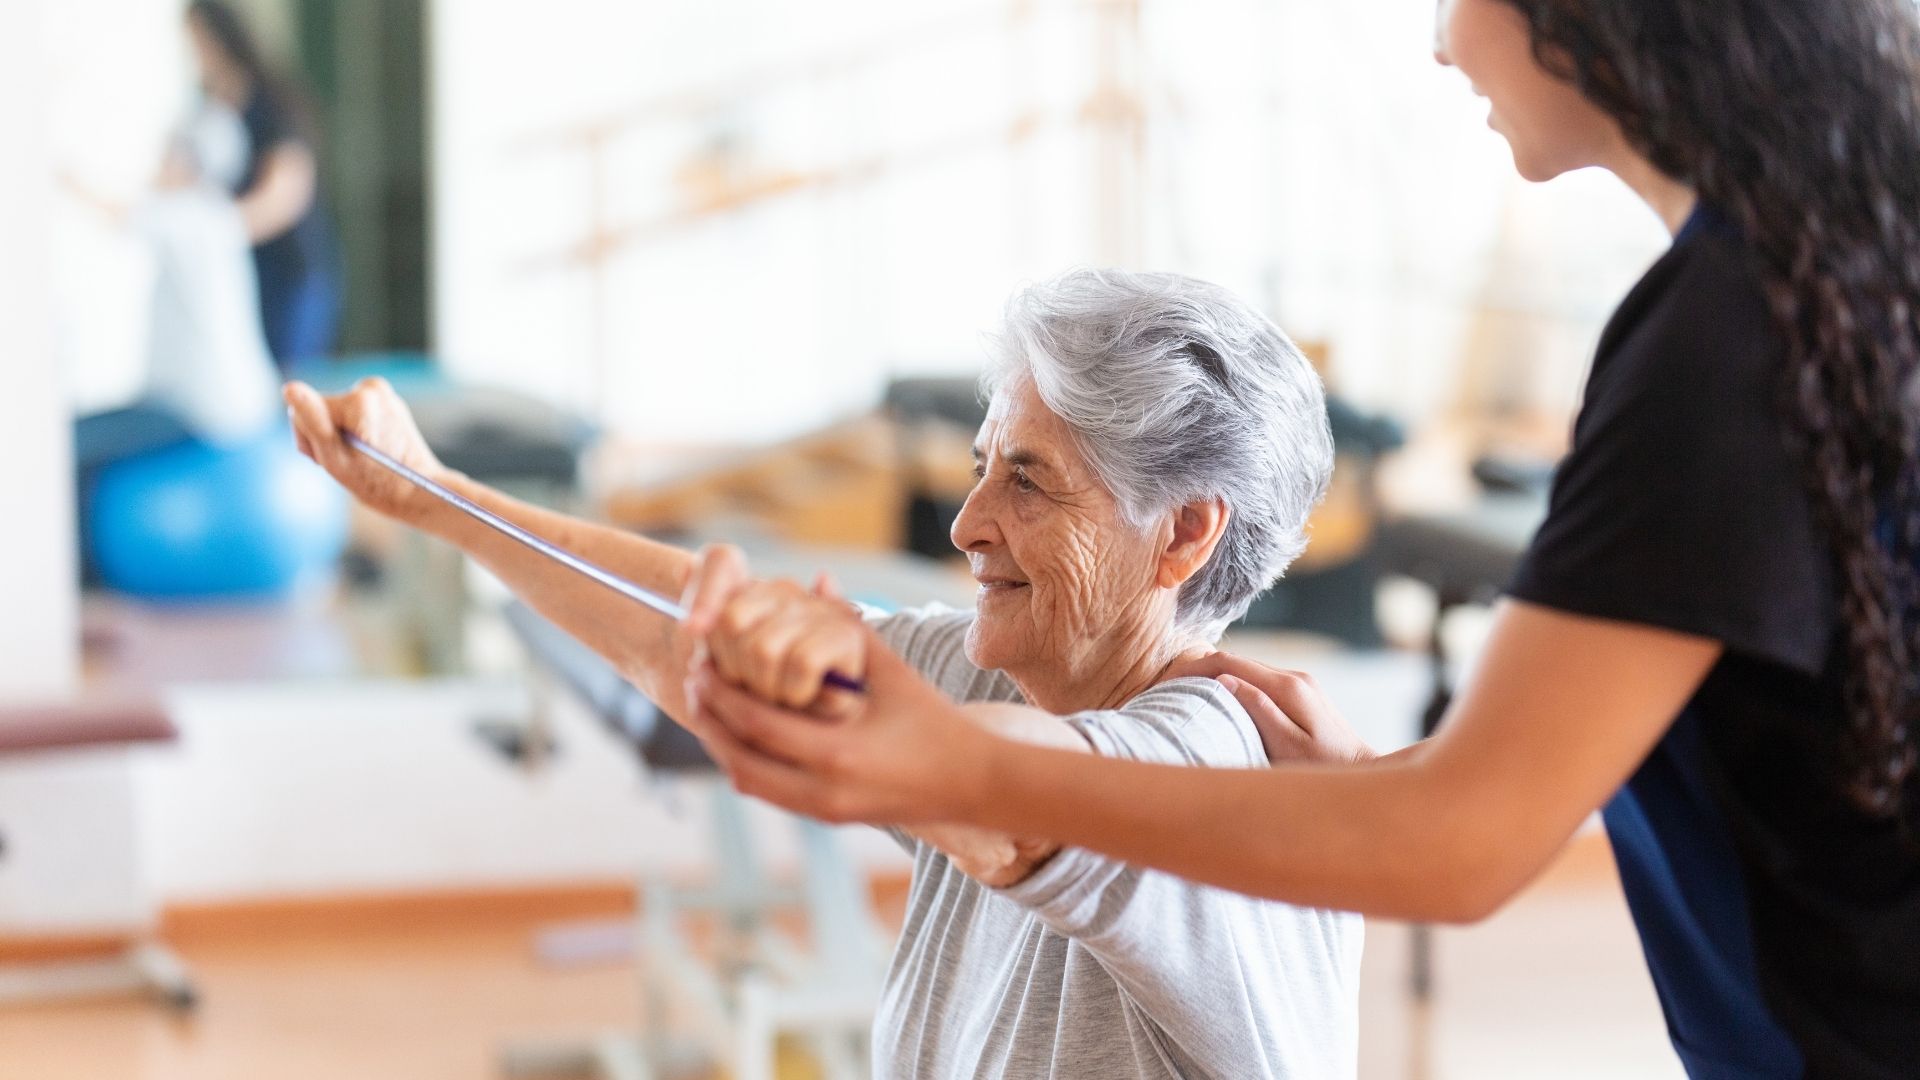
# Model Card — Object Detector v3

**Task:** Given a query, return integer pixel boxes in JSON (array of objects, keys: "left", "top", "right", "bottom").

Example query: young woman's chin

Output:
[
  {"left": 1487, "top": 116, "right": 1572, "bottom": 182},
  {"left": 1505, "top": 139, "right": 1580, "bottom": 184},
  {"left": 1511, "top": 153, "right": 1560, "bottom": 183}
]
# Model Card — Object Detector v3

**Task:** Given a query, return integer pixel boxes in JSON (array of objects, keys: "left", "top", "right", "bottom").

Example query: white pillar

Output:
[
  {"left": 0, "top": 0, "right": 143, "bottom": 939},
  {"left": 0, "top": 0, "right": 78, "bottom": 701}
]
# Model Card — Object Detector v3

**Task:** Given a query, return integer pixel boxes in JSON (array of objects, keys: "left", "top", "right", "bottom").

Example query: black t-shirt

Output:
[
  {"left": 1507, "top": 203, "right": 1920, "bottom": 1079},
  {"left": 232, "top": 90, "right": 335, "bottom": 299}
]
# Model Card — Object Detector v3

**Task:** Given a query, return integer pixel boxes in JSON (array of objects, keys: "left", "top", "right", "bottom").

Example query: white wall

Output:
[
  {"left": 0, "top": 0, "right": 77, "bottom": 694},
  {"left": 431, "top": 0, "right": 1124, "bottom": 445},
  {"left": 1149, "top": 0, "right": 1667, "bottom": 414},
  {"left": 132, "top": 678, "right": 910, "bottom": 902},
  {"left": 431, "top": 0, "right": 1669, "bottom": 450},
  {"left": 0, "top": 755, "right": 152, "bottom": 932},
  {"left": 0, "top": 0, "right": 144, "bottom": 934}
]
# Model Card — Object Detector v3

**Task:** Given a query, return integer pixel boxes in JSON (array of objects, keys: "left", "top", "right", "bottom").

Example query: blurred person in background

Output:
[
  {"left": 683, "top": 2, "right": 1920, "bottom": 1077},
  {"left": 185, "top": 0, "right": 339, "bottom": 369},
  {"left": 64, "top": 31, "right": 284, "bottom": 578},
  {"left": 66, "top": 0, "right": 339, "bottom": 552}
]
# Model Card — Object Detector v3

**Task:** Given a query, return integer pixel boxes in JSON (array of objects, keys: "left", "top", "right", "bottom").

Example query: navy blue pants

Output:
[{"left": 257, "top": 264, "right": 341, "bottom": 370}]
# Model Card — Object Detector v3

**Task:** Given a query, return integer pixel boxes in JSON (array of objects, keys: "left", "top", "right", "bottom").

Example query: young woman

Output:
[{"left": 685, "top": 1, "right": 1920, "bottom": 1076}]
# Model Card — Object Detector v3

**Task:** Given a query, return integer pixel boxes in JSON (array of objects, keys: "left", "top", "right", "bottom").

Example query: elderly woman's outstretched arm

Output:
[
  {"left": 286, "top": 378, "right": 705, "bottom": 719},
  {"left": 689, "top": 599, "right": 1722, "bottom": 923}
]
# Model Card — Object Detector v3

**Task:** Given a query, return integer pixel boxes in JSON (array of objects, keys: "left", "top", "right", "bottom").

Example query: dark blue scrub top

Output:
[{"left": 233, "top": 89, "right": 340, "bottom": 365}]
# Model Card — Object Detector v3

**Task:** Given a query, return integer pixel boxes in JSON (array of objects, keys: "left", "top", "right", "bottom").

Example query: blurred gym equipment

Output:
[{"left": 496, "top": 601, "right": 888, "bottom": 1080}]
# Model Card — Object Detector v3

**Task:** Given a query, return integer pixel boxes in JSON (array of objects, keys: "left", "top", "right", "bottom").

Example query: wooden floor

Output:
[
  {"left": 2, "top": 918, "right": 640, "bottom": 1080},
  {"left": 1354, "top": 833, "right": 1684, "bottom": 1080},
  {"left": 0, "top": 834, "right": 1680, "bottom": 1080}
]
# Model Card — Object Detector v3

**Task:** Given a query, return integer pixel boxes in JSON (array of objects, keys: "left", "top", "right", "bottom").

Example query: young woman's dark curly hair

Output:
[{"left": 1497, "top": 0, "right": 1920, "bottom": 828}]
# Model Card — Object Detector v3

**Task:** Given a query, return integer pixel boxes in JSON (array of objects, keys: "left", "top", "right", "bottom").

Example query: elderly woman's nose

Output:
[{"left": 949, "top": 486, "right": 999, "bottom": 553}]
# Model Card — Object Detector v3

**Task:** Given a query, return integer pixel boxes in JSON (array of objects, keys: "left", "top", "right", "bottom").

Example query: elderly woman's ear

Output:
[{"left": 1154, "top": 499, "right": 1232, "bottom": 589}]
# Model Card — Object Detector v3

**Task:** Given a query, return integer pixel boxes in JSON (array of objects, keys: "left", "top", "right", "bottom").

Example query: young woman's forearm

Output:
[
  {"left": 960, "top": 739, "right": 1511, "bottom": 921},
  {"left": 930, "top": 603, "right": 1720, "bottom": 922},
  {"left": 905, "top": 703, "right": 1099, "bottom": 885},
  {"left": 413, "top": 471, "right": 700, "bottom": 717},
  {"left": 693, "top": 591, "right": 1716, "bottom": 920}
]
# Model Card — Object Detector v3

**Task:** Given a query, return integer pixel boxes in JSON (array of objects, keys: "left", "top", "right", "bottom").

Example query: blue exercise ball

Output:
[{"left": 90, "top": 427, "right": 349, "bottom": 601}]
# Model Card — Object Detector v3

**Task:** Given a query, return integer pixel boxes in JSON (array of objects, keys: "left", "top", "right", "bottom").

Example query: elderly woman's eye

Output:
[
  {"left": 1012, "top": 469, "right": 1037, "bottom": 492},
  {"left": 971, "top": 463, "right": 987, "bottom": 482}
]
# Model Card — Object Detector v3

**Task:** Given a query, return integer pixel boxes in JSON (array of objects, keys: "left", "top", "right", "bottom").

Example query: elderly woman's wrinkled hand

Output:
[
  {"left": 681, "top": 544, "right": 868, "bottom": 717},
  {"left": 683, "top": 632, "right": 990, "bottom": 826},
  {"left": 283, "top": 377, "right": 444, "bottom": 524},
  {"left": 1169, "top": 653, "right": 1377, "bottom": 766}
]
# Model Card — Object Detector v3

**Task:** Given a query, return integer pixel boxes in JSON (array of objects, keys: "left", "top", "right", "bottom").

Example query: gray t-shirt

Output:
[{"left": 866, "top": 605, "right": 1362, "bottom": 1080}]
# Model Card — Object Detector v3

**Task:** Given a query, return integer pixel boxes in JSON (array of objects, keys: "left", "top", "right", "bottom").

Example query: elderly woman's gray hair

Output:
[{"left": 984, "top": 268, "right": 1334, "bottom": 639}]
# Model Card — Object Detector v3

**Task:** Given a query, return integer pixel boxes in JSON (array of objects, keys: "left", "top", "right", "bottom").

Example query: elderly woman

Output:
[{"left": 285, "top": 269, "right": 1358, "bottom": 1078}]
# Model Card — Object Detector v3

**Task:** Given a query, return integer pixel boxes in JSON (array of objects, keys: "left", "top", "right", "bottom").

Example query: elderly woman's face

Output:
[{"left": 951, "top": 379, "right": 1170, "bottom": 677}]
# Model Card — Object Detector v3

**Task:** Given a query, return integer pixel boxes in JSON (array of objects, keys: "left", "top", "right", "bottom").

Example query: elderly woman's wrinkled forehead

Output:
[{"left": 975, "top": 379, "right": 1105, "bottom": 493}]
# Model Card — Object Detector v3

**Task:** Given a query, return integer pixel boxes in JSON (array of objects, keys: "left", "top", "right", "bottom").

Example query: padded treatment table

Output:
[
  {"left": 0, "top": 700, "right": 175, "bottom": 755},
  {"left": 0, "top": 699, "right": 197, "bottom": 1010}
]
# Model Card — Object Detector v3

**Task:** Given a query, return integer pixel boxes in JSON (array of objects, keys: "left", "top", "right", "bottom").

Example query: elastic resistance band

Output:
[{"left": 342, "top": 431, "right": 867, "bottom": 694}]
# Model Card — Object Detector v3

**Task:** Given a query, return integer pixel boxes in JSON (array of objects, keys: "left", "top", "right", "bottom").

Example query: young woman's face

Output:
[{"left": 1434, "top": 0, "right": 1620, "bottom": 181}]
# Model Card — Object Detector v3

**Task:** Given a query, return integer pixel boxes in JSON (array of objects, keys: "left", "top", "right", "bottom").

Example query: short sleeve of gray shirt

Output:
[{"left": 863, "top": 604, "right": 1363, "bottom": 1080}]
